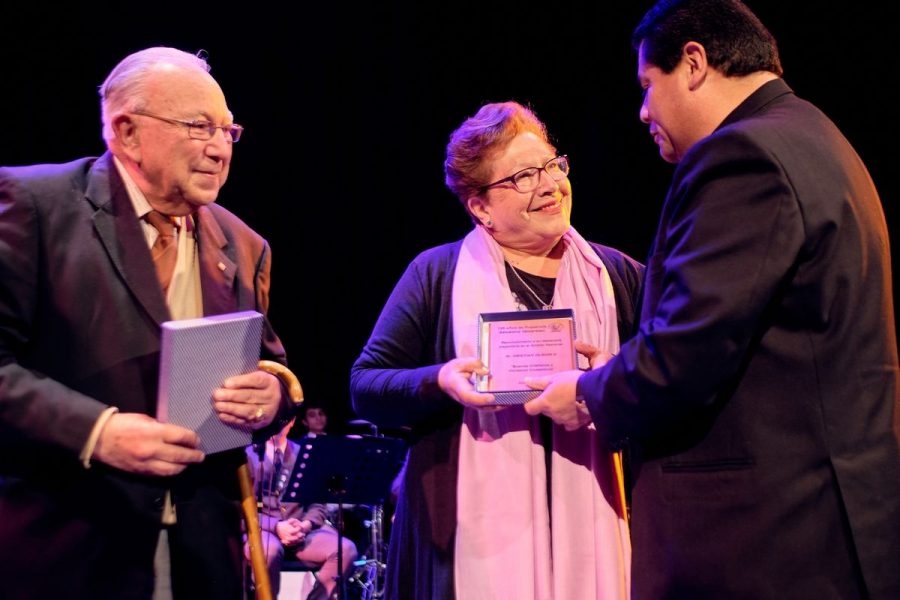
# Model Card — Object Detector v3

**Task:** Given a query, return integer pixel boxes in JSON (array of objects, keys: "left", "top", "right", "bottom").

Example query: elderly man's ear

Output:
[{"left": 111, "top": 113, "right": 141, "bottom": 160}]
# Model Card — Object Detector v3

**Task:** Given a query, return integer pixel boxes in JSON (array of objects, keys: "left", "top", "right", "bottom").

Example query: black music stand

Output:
[{"left": 284, "top": 434, "right": 406, "bottom": 600}]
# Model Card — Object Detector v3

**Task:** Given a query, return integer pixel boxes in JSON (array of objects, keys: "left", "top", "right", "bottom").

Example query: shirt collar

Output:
[
  {"left": 112, "top": 155, "right": 153, "bottom": 219},
  {"left": 112, "top": 155, "right": 194, "bottom": 231}
]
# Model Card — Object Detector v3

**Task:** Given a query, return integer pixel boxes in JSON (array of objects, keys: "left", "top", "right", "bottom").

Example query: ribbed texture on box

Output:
[{"left": 157, "top": 311, "right": 263, "bottom": 454}]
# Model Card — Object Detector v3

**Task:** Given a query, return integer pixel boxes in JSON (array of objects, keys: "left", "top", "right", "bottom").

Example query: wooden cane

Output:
[
  {"left": 238, "top": 462, "right": 274, "bottom": 600},
  {"left": 611, "top": 450, "right": 630, "bottom": 530},
  {"left": 238, "top": 360, "right": 304, "bottom": 600},
  {"left": 610, "top": 450, "right": 631, "bottom": 600}
]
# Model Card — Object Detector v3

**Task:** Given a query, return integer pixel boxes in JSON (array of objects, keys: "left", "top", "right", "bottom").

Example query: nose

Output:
[
  {"left": 535, "top": 168, "right": 561, "bottom": 194},
  {"left": 639, "top": 97, "right": 650, "bottom": 124},
  {"left": 205, "top": 128, "right": 232, "bottom": 160}
]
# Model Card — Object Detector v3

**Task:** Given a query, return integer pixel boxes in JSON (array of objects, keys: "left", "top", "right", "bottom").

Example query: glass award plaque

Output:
[{"left": 474, "top": 308, "right": 577, "bottom": 404}]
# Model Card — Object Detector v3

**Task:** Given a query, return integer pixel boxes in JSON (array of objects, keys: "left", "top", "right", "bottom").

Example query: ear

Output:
[
  {"left": 682, "top": 41, "right": 708, "bottom": 91},
  {"left": 111, "top": 113, "right": 142, "bottom": 161},
  {"left": 466, "top": 195, "right": 492, "bottom": 227}
]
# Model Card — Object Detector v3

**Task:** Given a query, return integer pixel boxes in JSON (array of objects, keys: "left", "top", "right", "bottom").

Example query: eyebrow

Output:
[
  {"left": 510, "top": 156, "right": 555, "bottom": 170},
  {"left": 189, "top": 111, "right": 234, "bottom": 124}
]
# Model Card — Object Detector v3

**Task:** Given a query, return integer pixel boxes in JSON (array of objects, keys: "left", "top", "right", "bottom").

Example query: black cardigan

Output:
[{"left": 351, "top": 238, "right": 643, "bottom": 600}]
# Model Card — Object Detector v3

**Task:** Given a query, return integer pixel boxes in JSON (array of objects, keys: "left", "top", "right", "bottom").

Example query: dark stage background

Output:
[{"left": 2, "top": 2, "right": 896, "bottom": 431}]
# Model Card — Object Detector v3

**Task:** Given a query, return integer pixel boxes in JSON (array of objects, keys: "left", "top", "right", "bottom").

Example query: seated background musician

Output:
[
  {"left": 244, "top": 418, "right": 357, "bottom": 599},
  {"left": 300, "top": 404, "right": 329, "bottom": 437}
]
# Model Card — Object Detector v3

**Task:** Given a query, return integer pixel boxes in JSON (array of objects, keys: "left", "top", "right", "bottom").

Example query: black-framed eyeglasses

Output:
[
  {"left": 479, "top": 155, "right": 569, "bottom": 194},
  {"left": 131, "top": 111, "right": 244, "bottom": 143}
]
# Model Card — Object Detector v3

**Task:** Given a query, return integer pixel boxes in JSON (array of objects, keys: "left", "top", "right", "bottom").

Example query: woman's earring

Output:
[{"left": 485, "top": 218, "right": 493, "bottom": 228}]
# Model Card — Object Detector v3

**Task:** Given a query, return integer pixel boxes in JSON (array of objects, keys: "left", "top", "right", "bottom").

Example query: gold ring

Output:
[{"left": 253, "top": 407, "right": 264, "bottom": 422}]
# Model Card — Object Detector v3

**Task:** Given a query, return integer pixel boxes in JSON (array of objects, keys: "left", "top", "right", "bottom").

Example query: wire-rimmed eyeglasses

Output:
[
  {"left": 479, "top": 155, "right": 569, "bottom": 194},
  {"left": 131, "top": 111, "right": 244, "bottom": 143}
]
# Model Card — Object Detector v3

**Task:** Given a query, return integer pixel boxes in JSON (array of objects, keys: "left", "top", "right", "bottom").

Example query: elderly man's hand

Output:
[
  {"left": 438, "top": 357, "right": 500, "bottom": 411},
  {"left": 523, "top": 370, "right": 592, "bottom": 431},
  {"left": 212, "top": 370, "right": 283, "bottom": 429},
  {"left": 94, "top": 413, "right": 204, "bottom": 476}
]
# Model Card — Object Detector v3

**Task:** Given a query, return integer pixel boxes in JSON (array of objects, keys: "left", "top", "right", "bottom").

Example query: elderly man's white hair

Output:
[{"left": 99, "top": 47, "right": 211, "bottom": 145}]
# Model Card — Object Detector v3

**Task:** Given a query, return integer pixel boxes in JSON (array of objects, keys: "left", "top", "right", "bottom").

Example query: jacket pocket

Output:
[{"left": 660, "top": 457, "right": 756, "bottom": 503}]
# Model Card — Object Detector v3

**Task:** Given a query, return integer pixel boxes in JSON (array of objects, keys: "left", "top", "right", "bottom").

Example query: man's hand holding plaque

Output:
[{"left": 522, "top": 340, "right": 616, "bottom": 430}]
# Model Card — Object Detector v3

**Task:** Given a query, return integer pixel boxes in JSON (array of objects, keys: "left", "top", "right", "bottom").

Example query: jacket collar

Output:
[
  {"left": 718, "top": 78, "right": 793, "bottom": 131},
  {"left": 88, "top": 152, "right": 170, "bottom": 324},
  {"left": 196, "top": 206, "right": 238, "bottom": 316},
  {"left": 86, "top": 152, "right": 238, "bottom": 324}
]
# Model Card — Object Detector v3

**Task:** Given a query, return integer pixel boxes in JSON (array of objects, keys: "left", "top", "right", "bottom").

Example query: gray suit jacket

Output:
[
  {"left": 0, "top": 152, "right": 289, "bottom": 599},
  {"left": 580, "top": 79, "right": 900, "bottom": 598},
  {"left": 245, "top": 439, "right": 329, "bottom": 535}
]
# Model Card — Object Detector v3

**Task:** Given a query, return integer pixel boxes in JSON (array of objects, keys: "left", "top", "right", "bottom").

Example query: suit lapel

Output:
[
  {"left": 196, "top": 206, "right": 238, "bottom": 316},
  {"left": 86, "top": 153, "right": 171, "bottom": 325},
  {"left": 279, "top": 441, "right": 298, "bottom": 501}
]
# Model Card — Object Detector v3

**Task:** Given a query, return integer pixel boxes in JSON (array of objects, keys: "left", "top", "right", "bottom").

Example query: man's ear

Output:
[
  {"left": 111, "top": 113, "right": 141, "bottom": 161},
  {"left": 682, "top": 41, "right": 709, "bottom": 90},
  {"left": 467, "top": 195, "right": 492, "bottom": 228}
]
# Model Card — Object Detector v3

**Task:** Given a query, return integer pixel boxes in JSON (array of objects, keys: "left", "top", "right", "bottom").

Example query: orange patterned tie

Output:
[{"left": 144, "top": 210, "right": 178, "bottom": 293}]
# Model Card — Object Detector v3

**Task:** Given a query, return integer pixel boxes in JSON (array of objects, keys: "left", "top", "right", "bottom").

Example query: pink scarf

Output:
[{"left": 452, "top": 225, "right": 631, "bottom": 599}]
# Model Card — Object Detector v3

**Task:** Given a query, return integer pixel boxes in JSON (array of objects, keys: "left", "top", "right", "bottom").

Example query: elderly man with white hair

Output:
[{"left": 0, "top": 47, "right": 293, "bottom": 599}]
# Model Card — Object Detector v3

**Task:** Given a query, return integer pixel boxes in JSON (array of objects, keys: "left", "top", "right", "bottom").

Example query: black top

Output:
[{"left": 504, "top": 262, "right": 556, "bottom": 310}]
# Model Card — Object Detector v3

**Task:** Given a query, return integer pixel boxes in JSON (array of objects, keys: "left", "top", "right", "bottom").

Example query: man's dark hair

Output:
[
  {"left": 633, "top": 0, "right": 782, "bottom": 76},
  {"left": 302, "top": 404, "right": 326, "bottom": 417}
]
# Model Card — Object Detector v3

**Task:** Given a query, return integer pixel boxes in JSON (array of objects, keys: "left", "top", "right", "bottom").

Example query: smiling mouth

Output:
[{"left": 529, "top": 199, "right": 562, "bottom": 213}]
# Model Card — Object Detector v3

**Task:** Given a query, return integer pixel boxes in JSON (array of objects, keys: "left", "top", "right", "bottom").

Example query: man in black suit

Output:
[
  {"left": 526, "top": 1, "right": 900, "bottom": 597},
  {"left": 0, "top": 47, "right": 294, "bottom": 598}
]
